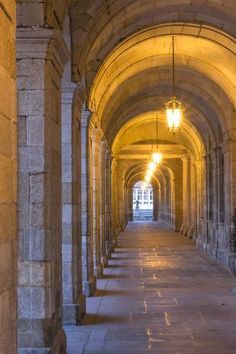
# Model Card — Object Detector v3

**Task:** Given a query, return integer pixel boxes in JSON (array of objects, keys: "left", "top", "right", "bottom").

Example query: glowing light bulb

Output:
[
  {"left": 148, "top": 162, "right": 156, "bottom": 171},
  {"left": 146, "top": 169, "right": 153, "bottom": 178},
  {"left": 165, "top": 97, "right": 183, "bottom": 132},
  {"left": 152, "top": 152, "right": 163, "bottom": 165}
]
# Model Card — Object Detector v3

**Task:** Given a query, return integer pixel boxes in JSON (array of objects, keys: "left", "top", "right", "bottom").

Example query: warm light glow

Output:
[
  {"left": 165, "top": 97, "right": 183, "bottom": 132},
  {"left": 145, "top": 175, "right": 151, "bottom": 183},
  {"left": 152, "top": 152, "right": 163, "bottom": 165},
  {"left": 146, "top": 169, "right": 153, "bottom": 178},
  {"left": 148, "top": 162, "right": 156, "bottom": 171},
  {"left": 141, "top": 182, "right": 147, "bottom": 189}
]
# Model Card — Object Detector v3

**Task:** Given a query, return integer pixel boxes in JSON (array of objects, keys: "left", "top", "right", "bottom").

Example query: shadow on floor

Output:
[
  {"left": 101, "top": 274, "right": 130, "bottom": 279},
  {"left": 83, "top": 313, "right": 126, "bottom": 326},
  {"left": 93, "top": 289, "right": 131, "bottom": 297}
]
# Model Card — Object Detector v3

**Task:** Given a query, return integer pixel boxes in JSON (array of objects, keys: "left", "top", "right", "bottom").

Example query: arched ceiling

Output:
[
  {"left": 125, "top": 162, "right": 170, "bottom": 190},
  {"left": 69, "top": 1, "right": 236, "bottom": 82},
  {"left": 89, "top": 27, "right": 236, "bottom": 107},
  {"left": 112, "top": 115, "right": 204, "bottom": 160},
  {"left": 87, "top": 24, "right": 236, "bottom": 159},
  {"left": 18, "top": 1, "right": 236, "bottom": 168}
]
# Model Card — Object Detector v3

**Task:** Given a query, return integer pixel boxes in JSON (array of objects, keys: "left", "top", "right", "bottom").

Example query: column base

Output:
[
  {"left": 101, "top": 255, "right": 109, "bottom": 268},
  {"left": 63, "top": 295, "right": 86, "bottom": 325},
  {"left": 111, "top": 238, "right": 118, "bottom": 252},
  {"left": 183, "top": 225, "right": 190, "bottom": 237},
  {"left": 52, "top": 328, "right": 67, "bottom": 354},
  {"left": 187, "top": 226, "right": 196, "bottom": 239},
  {"left": 180, "top": 224, "right": 185, "bottom": 235},
  {"left": 83, "top": 277, "right": 96, "bottom": 297},
  {"left": 18, "top": 350, "right": 51, "bottom": 354},
  {"left": 18, "top": 320, "right": 67, "bottom": 354},
  {"left": 106, "top": 248, "right": 112, "bottom": 260},
  {"left": 94, "top": 263, "right": 103, "bottom": 279}
]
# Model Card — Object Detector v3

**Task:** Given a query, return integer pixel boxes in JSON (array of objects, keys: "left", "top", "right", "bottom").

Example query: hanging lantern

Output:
[
  {"left": 165, "top": 36, "right": 183, "bottom": 132},
  {"left": 152, "top": 151, "right": 163, "bottom": 165},
  {"left": 165, "top": 97, "right": 182, "bottom": 132}
]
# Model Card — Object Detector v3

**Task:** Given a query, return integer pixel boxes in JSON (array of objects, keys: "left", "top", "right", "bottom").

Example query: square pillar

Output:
[
  {"left": 17, "top": 28, "right": 69, "bottom": 353},
  {"left": 62, "top": 83, "right": 85, "bottom": 324},
  {"left": 81, "top": 109, "right": 96, "bottom": 296}
]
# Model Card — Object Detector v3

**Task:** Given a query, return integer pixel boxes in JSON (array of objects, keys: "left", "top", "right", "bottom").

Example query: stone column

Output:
[
  {"left": 111, "top": 158, "right": 119, "bottom": 248},
  {"left": 153, "top": 187, "right": 158, "bottom": 221},
  {"left": 156, "top": 185, "right": 161, "bottom": 221},
  {"left": 99, "top": 140, "right": 107, "bottom": 268},
  {"left": 17, "top": 28, "right": 69, "bottom": 353},
  {"left": 121, "top": 181, "right": 128, "bottom": 230},
  {"left": 90, "top": 129, "right": 103, "bottom": 278},
  {"left": 61, "top": 83, "right": 85, "bottom": 324},
  {"left": 81, "top": 109, "right": 96, "bottom": 296},
  {"left": 181, "top": 156, "right": 191, "bottom": 236},
  {"left": 173, "top": 160, "right": 183, "bottom": 232},
  {"left": 118, "top": 175, "right": 128, "bottom": 231},
  {"left": 127, "top": 186, "right": 133, "bottom": 221},
  {"left": 205, "top": 152, "right": 214, "bottom": 250},
  {"left": 223, "top": 140, "right": 236, "bottom": 273},
  {"left": 196, "top": 156, "right": 208, "bottom": 249},
  {"left": 207, "top": 147, "right": 221, "bottom": 256},
  {"left": 160, "top": 181, "right": 166, "bottom": 223},
  {"left": 165, "top": 176, "right": 171, "bottom": 226},
  {"left": 188, "top": 159, "right": 197, "bottom": 239},
  {"left": 104, "top": 150, "right": 113, "bottom": 257},
  {"left": 170, "top": 177, "right": 175, "bottom": 228}
]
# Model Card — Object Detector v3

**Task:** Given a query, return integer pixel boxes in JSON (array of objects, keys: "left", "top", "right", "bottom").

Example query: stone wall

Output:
[{"left": 0, "top": 1, "right": 17, "bottom": 353}]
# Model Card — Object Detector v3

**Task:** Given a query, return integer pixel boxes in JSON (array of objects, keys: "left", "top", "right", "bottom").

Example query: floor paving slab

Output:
[{"left": 65, "top": 222, "right": 236, "bottom": 354}]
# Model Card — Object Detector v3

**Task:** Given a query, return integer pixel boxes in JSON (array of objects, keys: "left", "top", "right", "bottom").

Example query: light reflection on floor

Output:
[{"left": 66, "top": 222, "right": 236, "bottom": 354}]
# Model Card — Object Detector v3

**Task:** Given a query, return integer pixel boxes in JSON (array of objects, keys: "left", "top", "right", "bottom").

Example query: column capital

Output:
[
  {"left": 62, "top": 82, "right": 77, "bottom": 103},
  {"left": 181, "top": 154, "right": 191, "bottom": 163},
  {"left": 81, "top": 109, "right": 92, "bottom": 127},
  {"left": 221, "top": 139, "right": 236, "bottom": 154},
  {"left": 17, "top": 27, "right": 70, "bottom": 75},
  {"left": 91, "top": 128, "right": 103, "bottom": 143}
]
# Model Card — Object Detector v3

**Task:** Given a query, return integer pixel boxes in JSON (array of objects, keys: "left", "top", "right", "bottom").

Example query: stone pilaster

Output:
[
  {"left": 196, "top": 156, "right": 208, "bottom": 249},
  {"left": 223, "top": 140, "right": 236, "bottom": 273},
  {"left": 153, "top": 187, "right": 158, "bottom": 221},
  {"left": 127, "top": 187, "right": 133, "bottom": 221},
  {"left": 61, "top": 83, "right": 85, "bottom": 324},
  {"left": 181, "top": 155, "right": 191, "bottom": 236},
  {"left": 188, "top": 158, "right": 197, "bottom": 239},
  {"left": 104, "top": 150, "right": 113, "bottom": 257},
  {"left": 111, "top": 157, "right": 119, "bottom": 249},
  {"left": 99, "top": 140, "right": 108, "bottom": 267},
  {"left": 81, "top": 109, "right": 96, "bottom": 297},
  {"left": 90, "top": 129, "right": 103, "bottom": 278},
  {"left": 17, "top": 28, "right": 69, "bottom": 353}
]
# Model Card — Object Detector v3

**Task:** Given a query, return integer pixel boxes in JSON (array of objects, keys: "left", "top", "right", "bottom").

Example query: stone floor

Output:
[{"left": 65, "top": 222, "right": 236, "bottom": 354}]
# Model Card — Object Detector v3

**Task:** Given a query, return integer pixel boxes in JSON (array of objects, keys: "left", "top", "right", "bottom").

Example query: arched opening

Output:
[{"left": 132, "top": 181, "right": 153, "bottom": 221}]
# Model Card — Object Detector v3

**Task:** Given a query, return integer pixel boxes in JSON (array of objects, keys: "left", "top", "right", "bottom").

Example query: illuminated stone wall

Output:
[{"left": 0, "top": 1, "right": 17, "bottom": 353}]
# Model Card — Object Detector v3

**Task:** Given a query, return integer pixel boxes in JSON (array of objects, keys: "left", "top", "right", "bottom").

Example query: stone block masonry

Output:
[{"left": 0, "top": 1, "right": 17, "bottom": 354}]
